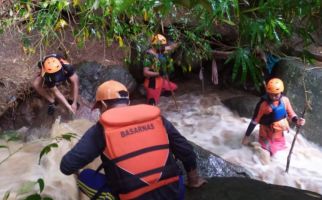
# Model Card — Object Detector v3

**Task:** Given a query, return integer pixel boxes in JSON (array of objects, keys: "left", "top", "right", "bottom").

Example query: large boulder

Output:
[
  {"left": 274, "top": 59, "right": 322, "bottom": 146},
  {"left": 192, "top": 143, "right": 250, "bottom": 178},
  {"left": 76, "top": 62, "right": 137, "bottom": 102},
  {"left": 186, "top": 177, "right": 322, "bottom": 200},
  {"left": 222, "top": 95, "right": 259, "bottom": 118}
]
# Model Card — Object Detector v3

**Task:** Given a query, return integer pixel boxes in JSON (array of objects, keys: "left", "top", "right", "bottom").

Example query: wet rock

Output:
[
  {"left": 0, "top": 95, "right": 73, "bottom": 132},
  {"left": 192, "top": 143, "right": 251, "bottom": 178},
  {"left": 222, "top": 95, "right": 259, "bottom": 118},
  {"left": 186, "top": 143, "right": 322, "bottom": 200},
  {"left": 76, "top": 62, "right": 137, "bottom": 101},
  {"left": 186, "top": 177, "right": 322, "bottom": 200}
]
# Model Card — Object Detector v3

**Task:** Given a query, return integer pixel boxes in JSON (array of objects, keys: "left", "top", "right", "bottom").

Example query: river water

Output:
[
  {"left": 158, "top": 91, "right": 322, "bottom": 194},
  {"left": 1, "top": 86, "right": 322, "bottom": 199}
]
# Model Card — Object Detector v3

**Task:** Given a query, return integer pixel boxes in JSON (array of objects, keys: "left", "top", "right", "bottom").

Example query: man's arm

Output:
[
  {"left": 162, "top": 117, "right": 206, "bottom": 187},
  {"left": 241, "top": 100, "right": 262, "bottom": 145},
  {"left": 143, "top": 67, "right": 160, "bottom": 78},
  {"left": 60, "top": 123, "right": 105, "bottom": 175},
  {"left": 283, "top": 97, "right": 305, "bottom": 126},
  {"left": 164, "top": 42, "right": 179, "bottom": 53},
  {"left": 68, "top": 73, "right": 79, "bottom": 113},
  {"left": 50, "top": 86, "right": 74, "bottom": 114}
]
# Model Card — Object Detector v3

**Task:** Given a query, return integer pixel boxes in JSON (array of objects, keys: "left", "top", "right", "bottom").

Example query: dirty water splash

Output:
[
  {"left": 0, "top": 118, "right": 94, "bottom": 200},
  {"left": 158, "top": 92, "right": 322, "bottom": 194}
]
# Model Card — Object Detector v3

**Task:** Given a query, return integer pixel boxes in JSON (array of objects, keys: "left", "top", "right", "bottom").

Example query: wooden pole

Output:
[{"left": 285, "top": 104, "right": 307, "bottom": 173}]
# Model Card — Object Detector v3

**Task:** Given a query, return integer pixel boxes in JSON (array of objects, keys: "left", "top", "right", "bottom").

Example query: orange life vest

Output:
[
  {"left": 257, "top": 97, "right": 290, "bottom": 140},
  {"left": 99, "top": 104, "right": 179, "bottom": 199}
]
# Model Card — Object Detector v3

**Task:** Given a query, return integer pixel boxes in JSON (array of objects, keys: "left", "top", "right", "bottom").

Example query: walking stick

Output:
[{"left": 285, "top": 104, "right": 308, "bottom": 173}]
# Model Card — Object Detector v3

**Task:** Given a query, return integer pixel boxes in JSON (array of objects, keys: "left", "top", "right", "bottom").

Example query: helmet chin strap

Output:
[{"left": 99, "top": 100, "right": 108, "bottom": 113}]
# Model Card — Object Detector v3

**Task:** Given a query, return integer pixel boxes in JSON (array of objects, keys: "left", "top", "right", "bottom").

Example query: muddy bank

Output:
[{"left": 0, "top": 29, "right": 125, "bottom": 118}]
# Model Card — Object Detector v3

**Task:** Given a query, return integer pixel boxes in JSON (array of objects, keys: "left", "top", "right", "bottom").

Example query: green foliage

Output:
[
  {"left": 2, "top": 178, "right": 51, "bottom": 200},
  {"left": 60, "top": 132, "right": 78, "bottom": 141},
  {"left": 0, "top": 130, "right": 22, "bottom": 142},
  {"left": 38, "top": 143, "right": 58, "bottom": 164},
  {"left": 2, "top": 191, "right": 10, "bottom": 200},
  {"left": 17, "top": 181, "right": 37, "bottom": 196},
  {"left": 0, "top": 0, "right": 321, "bottom": 88},
  {"left": 226, "top": 47, "right": 262, "bottom": 90},
  {"left": 0, "top": 145, "right": 9, "bottom": 149},
  {"left": 1, "top": 131, "right": 77, "bottom": 200},
  {"left": 37, "top": 179, "right": 45, "bottom": 193},
  {"left": 0, "top": 131, "right": 22, "bottom": 157},
  {"left": 301, "top": 49, "right": 316, "bottom": 65},
  {"left": 23, "top": 179, "right": 53, "bottom": 200},
  {"left": 38, "top": 132, "right": 77, "bottom": 164},
  {"left": 24, "top": 194, "right": 42, "bottom": 200}
]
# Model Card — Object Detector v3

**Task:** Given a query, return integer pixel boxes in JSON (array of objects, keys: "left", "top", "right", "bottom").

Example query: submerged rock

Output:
[{"left": 192, "top": 143, "right": 251, "bottom": 178}]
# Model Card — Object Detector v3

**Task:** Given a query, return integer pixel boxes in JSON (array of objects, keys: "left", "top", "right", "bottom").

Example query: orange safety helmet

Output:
[
  {"left": 266, "top": 78, "right": 284, "bottom": 94},
  {"left": 92, "top": 80, "right": 129, "bottom": 109},
  {"left": 151, "top": 34, "right": 167, "bottom": 45},
  {"left": 42, "top": 57, "right": 62, "bottom": 75}
]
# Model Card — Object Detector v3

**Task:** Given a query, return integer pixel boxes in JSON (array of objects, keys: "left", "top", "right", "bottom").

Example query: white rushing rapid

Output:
[{"left": 158, "top": 91, "right": 322, "bottom": 194}]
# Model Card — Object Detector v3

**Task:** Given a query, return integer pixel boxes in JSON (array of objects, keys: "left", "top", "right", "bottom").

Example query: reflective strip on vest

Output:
[{"left": 100, "top": 104, "right": 172, "bottom": 187}]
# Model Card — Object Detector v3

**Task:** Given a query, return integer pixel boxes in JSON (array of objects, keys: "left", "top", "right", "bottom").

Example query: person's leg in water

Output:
[
  {"left": 144, "top": 78, "right": 163, "bottom": 105},
  {"left": 161, "top": 79, "right": 178, "bottom": 97},
  {"left": 146, "top": 88, "right": 162, "bottom": 105}
]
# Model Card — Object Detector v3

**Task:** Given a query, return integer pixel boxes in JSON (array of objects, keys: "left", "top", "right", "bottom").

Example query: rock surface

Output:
[
  {"left": 274, "top": 59, "right": 322, "bottom": 146},
  {"left": 76, "top": 61, "right": 137, "bottom": 102}
]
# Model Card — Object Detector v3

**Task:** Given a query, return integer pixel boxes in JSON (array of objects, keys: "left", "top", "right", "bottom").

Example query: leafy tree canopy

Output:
[{"left": 0, "top": 0, "right": 321, "bottom": 88}]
